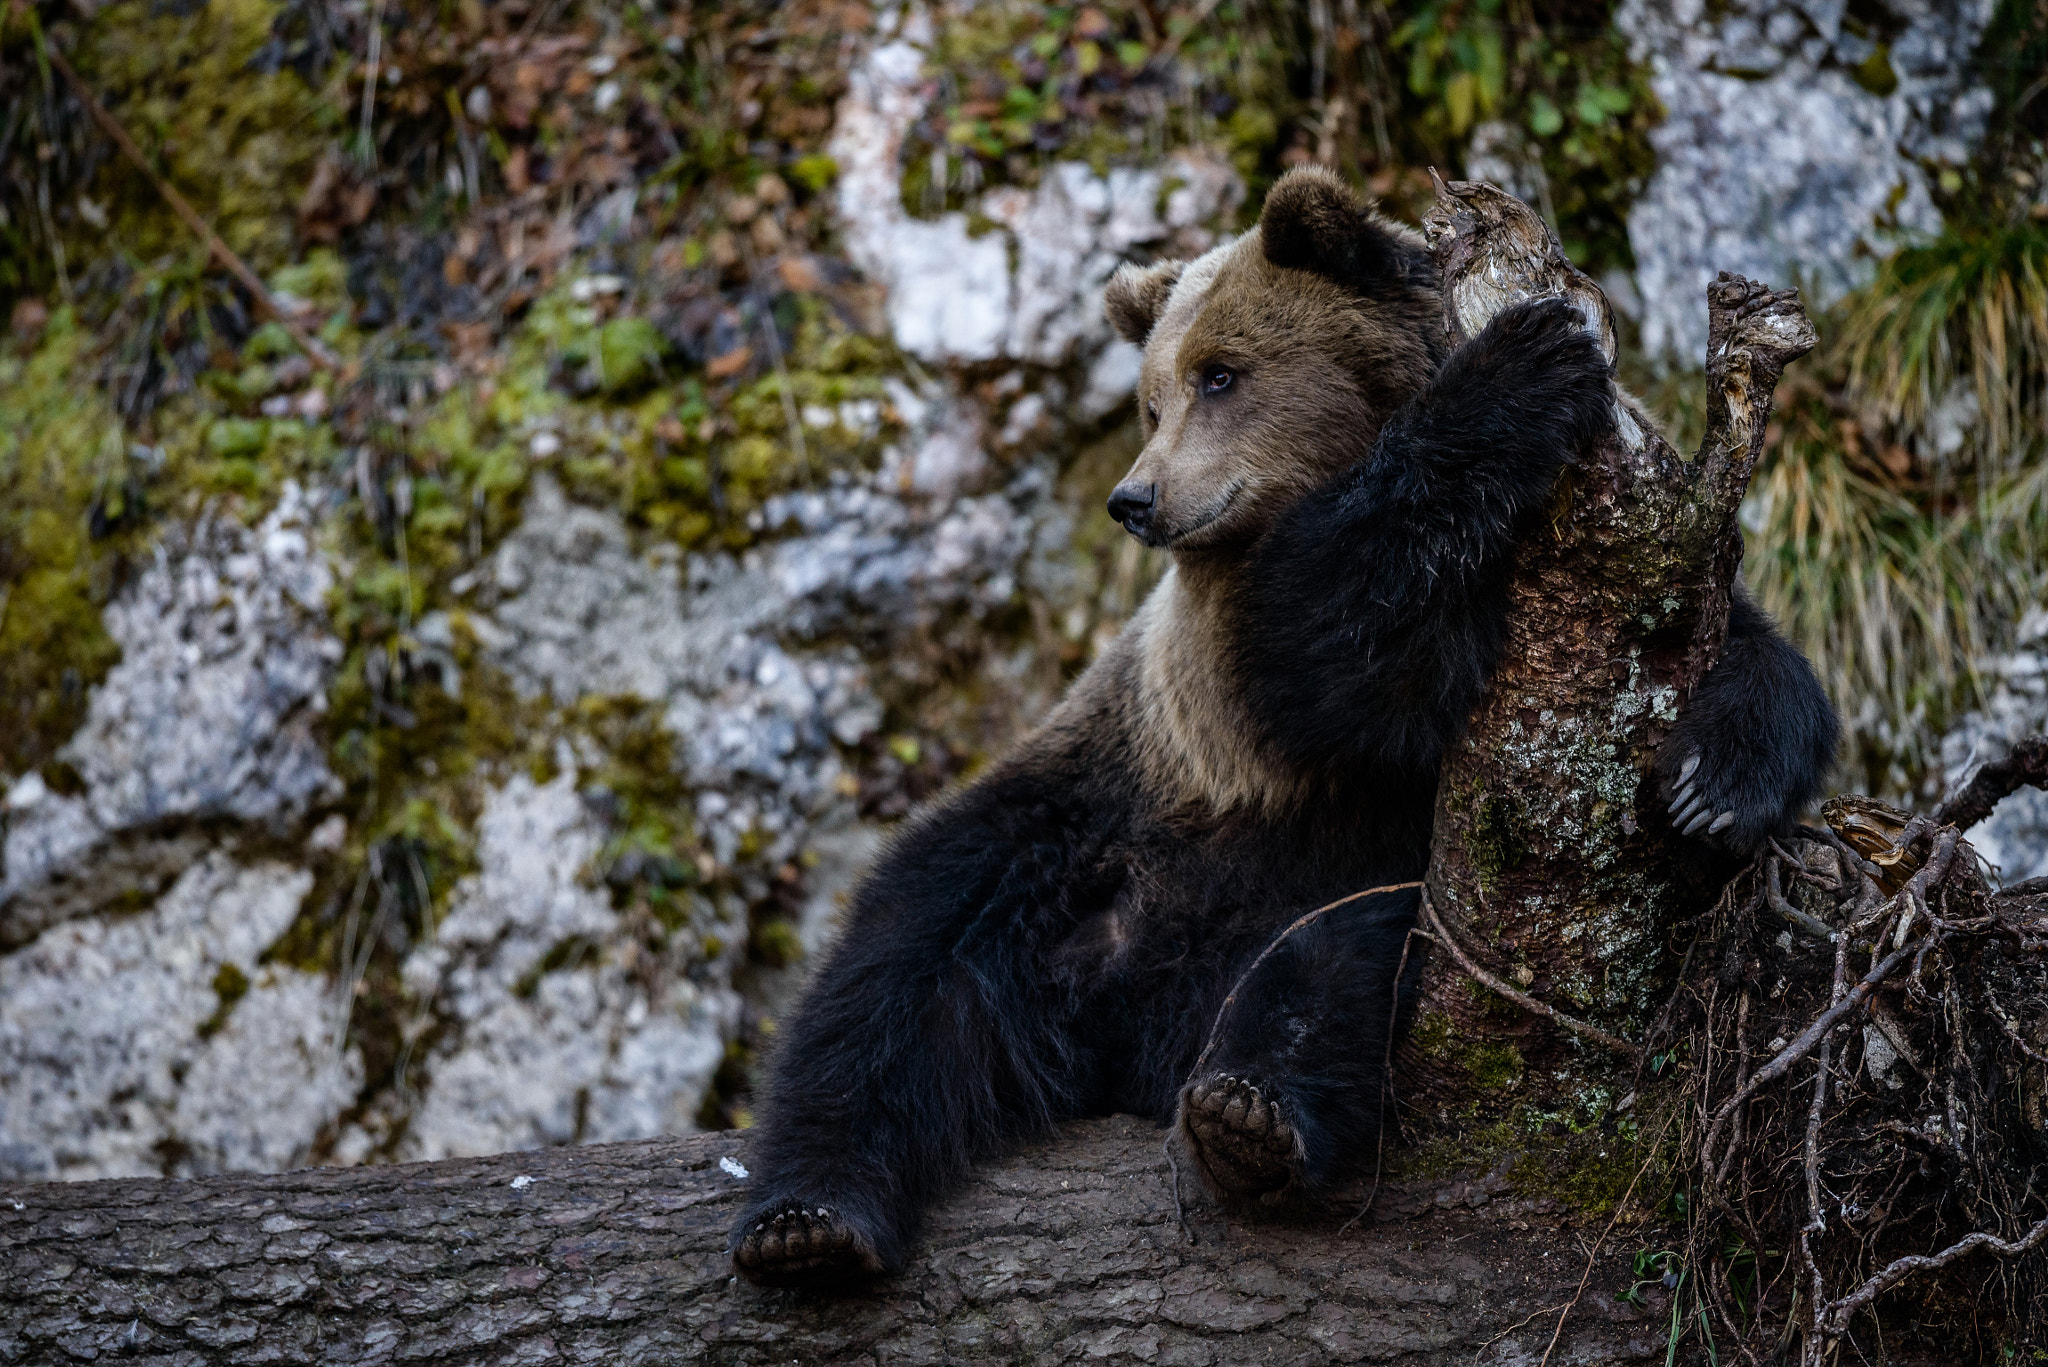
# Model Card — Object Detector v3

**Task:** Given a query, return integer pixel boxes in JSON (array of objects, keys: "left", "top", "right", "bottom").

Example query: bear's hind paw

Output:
[
  {"left": 1180, "top": 1073, "right": 1303, "bottom": 1198},
  {"left": 731, "top": 1203, "right": 883, "bottom": 1288}
]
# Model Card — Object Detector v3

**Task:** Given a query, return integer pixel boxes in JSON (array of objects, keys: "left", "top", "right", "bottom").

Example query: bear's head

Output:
[{"left": 1101, "top": 167, "right": 1445, "bottom": 551}]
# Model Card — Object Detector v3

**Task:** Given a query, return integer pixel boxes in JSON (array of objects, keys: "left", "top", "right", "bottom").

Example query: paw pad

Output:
[
  {"left": 732, "top": 1202, "right": 880, "bottom": 1287},
  {"left": 1181, "top": 1073, "right": 1301, "bottom": 1198}
]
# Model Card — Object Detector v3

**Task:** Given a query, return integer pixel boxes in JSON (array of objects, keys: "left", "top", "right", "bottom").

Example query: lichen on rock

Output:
[
  {"left": 2, "top": 482, "right": 340, "bottom": 947},
  {"left": 1618, "top": 0, "right": 1996, "bottom": 361},
  {"left": 0, "top": 853, "right": 355, "bottom": 1180}
]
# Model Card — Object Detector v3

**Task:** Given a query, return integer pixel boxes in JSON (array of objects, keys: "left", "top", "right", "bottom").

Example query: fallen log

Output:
[{"left": 0, "top": 1117, "right": 1681, "bottom": 1364}]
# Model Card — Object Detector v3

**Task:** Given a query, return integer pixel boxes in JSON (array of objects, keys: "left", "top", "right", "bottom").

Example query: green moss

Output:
[
  {"left": 1851, "top": 44, "right": 1899, "bottom": 97},
  {"left": 0, "top": 310, "right": 126, "bottom": 776},
  {"left": 514, "top": 935, "right": 601, "bottom": 998},
  {"left": 1466, "top": 786, "right": 1529, "bottom": 894},
  {"left": 524, "top": 289, "right": 900, "bottom": 552},
  {"left": 594, "top": 317, "right": 667, "bottom": 395},
  {"left": 1458, "top": 1039, "right": 1525, "bottom": 1091},
  {"left": 572, "top": 695, "right": 707, "bottom": 928},
  {"left": 902, "top": 0, "right": 1294, "bottom": 219},
  {"left": 1411, "top": 1009, "right": 1457, "bottom": 1060},
  {"left": 1398, "top": 1091, "right": 1674, "bottom": 1222},
  {"left": 73, "top": 0, "right": 336, "bottom": 274},
  {"left": 751, "top": 919, "right": 805, "bottom": 969},
  {"left": 1503, "top": 1122, "right": 1665, "bottom": 1218},
  {"left": 196, "top": 961, "right": 251, "bottom": 1039}
]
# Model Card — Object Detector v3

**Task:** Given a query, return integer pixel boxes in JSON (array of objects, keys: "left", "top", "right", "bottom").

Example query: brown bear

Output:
[{"left": 727, "top": 167, "right": 1838, "bottom": 1287}]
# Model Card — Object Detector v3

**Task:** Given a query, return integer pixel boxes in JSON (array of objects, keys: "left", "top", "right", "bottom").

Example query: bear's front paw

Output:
[
  {"left": 1180, "top": 1073, "right": 1303, "bottom": 1198},
  {"left": 730, "top": 1202, "right": 884, "bottom": 1288},
  {"left": 1658, "top": 746, "right": 1784, "bottom": 857}
]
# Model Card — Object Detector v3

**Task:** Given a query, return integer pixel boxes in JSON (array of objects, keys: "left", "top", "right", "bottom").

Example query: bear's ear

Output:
[
  {"left": 1104, "top": 259, "right": 1186, "bottom": 345},
  {"left": 1260, "top": 166, "right": 1425, "bottom": 296}
]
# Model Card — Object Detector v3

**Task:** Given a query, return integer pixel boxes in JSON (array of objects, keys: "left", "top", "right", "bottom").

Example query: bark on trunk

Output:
[
  {"left": 0, "top": 1118, "right": 1697, "bottom": 1365},
  {"left": 1398, "top": 180, "right": 1816, "bottom": 1128}
]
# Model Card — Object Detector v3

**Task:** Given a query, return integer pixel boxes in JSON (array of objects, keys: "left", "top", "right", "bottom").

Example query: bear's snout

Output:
[{"left": 1108, "top": 481, "right": 1160, "bottom": 543}]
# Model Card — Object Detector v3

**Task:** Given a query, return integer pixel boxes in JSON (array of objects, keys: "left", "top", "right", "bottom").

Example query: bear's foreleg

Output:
[
  {"left": 1236, "top": 297, "right": 1618, "bottom": 778},
  {"left": 1655, "top": 584, "right": 1840, "bottom": 855},
  {"left": 1176, "top": 887, "right": 1420, "bottom": 1200}
]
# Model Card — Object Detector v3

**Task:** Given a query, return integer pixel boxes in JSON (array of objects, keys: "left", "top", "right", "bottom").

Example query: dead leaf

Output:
[
  {"left": 705, "top": 344, "right": 752, "bottom": 380},
  {"left": 776, "top": 255, "right": 824, "bottom": 292},
  {"left": 10, "top": 297, "right": 49, "bottom": 339}
]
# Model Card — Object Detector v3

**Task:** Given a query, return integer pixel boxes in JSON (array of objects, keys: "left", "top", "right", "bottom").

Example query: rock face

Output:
[
  {"left": 1, "top": 484, "right": 341, "bottom": 951},
  {"left": 831, "top": 8, "right": 1239, "bottom": 373},
  {"left": 1942, "top": 611, "right": 2048, "bottom": 887},
  {"left": 389, "top": 773, "right": 743, "bottom": 1163},
  {"left": 0, "top": 854, "right": 354, "bottom": 1180},
  {"left": 1618, "top": 0, "right": 1995, "bottom": 362},
  {"left": 0, "top": 7, "right": 1224, "bottom": 1180}
]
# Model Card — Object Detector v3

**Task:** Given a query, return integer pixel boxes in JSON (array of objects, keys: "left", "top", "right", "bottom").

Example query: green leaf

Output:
[
  {"left": 789, "top": 153, "right": 838, "bottom": 193},
  {"left": 1476, "top": 28, "right": 1506, "bottom": 110},
  {"left": 206, "top": 418, "right": 269, "bottom": 458},
  {"left": 597, "top": 317, "right": 665, "bottom": 394},
  {"left": 1528, "top": 92, "right": 1563, "bottom": 136},
  {"left": 1446, "top": 70, "right": 1477, "bottom": 134}
]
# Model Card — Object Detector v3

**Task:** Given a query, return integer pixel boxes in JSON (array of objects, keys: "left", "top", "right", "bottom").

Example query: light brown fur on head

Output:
[
  {"left": 1104, "top": 168, "right": 1444, "bottom": 553},
  {"left": 1085, "top": 167, "right": 1449, "bottom": 817}
]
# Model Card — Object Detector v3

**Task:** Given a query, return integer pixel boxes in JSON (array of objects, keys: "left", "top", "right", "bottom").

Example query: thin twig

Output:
[
  {"left": 1342, "top": 924, "right": 1422, "bottom": 1236},
  {"left": 1416, "top": 889, "right": 1640, "bottom": 1057},
  {"left": 1163, "top": 1139, "right": 1192, "bottom": 1245},
  {"left": 1700, "top": 933, "right": 1923, "bottom": 1175},
  {"left": 39, "top": 40, "right": 340, "bottom": 369},
  {"left": 1474, "top": 1301, "right": 1569, "bottom": 1363},
  {"left": 1538, "top": 1109, "right": 1674, "bottom": 1367},
  {"left": 1766, "top": 856, "right": 1838, "bottom": 942},
  {"left": 358, "top": 0, "right": 385, "bottom": 168}
]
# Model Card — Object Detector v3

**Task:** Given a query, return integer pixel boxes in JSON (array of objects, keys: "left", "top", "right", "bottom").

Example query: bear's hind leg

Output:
[{"left": 1177, "top": 888, "right": 1417, "bottom": 1201}]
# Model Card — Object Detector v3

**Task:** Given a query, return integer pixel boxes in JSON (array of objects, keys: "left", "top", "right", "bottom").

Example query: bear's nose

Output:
[{"left": 1107, "top": 481, "right": 1156, "bottom": 536}]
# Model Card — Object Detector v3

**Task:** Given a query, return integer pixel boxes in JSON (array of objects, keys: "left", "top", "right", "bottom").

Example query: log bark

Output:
[
  {"left": 1399, "top": 181, "right": 1816, "bottom": 1126},
  {"left": 0, "top": 1118, "right": 1693, "bottom": 1365}
]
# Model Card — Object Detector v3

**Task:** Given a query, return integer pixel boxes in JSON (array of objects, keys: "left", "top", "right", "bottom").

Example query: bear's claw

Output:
[
  {"left": 1663, "top": 748, "right": 1748, "bottom": 851},
  {"left": 731, "top": 1203, "right": 882, "bottom": 1287},
  {"left": 1181, "top": 1073, "right": 1302, "bottom": 1197}
]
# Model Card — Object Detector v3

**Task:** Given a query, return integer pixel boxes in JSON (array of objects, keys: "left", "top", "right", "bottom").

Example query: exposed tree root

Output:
[{"left": 1660, "top": 746, "right": 2048, "bottom": 1362}]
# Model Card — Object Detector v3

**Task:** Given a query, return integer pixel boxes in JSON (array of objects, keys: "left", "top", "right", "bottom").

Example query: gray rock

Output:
[
  {"left": 831, "top": 10, "right": 1238, "bottom": 367},
  {"left": 392, "top": 773, "right": 742, "bottom": 1161},
  {"left": 1941, "top": 610, "right": 2048, "bottom": 887},
  {"left": 1619, "top": 0, "right": 1995, "bottom": 363},
  {"left": 0, "top": 853, "right": 355, "bottom": 1180},
  {"left": 1, "top": 483, "right": 341, "bottom": 944}
]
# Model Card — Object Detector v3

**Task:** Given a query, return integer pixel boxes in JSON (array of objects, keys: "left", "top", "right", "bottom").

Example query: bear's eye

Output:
[
  {"left": 1200, "top": 365, "right": 1235, "bottom": 396},
  {"left": 1146, "top": 399, "right": 1158, "bottom": 424}
]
